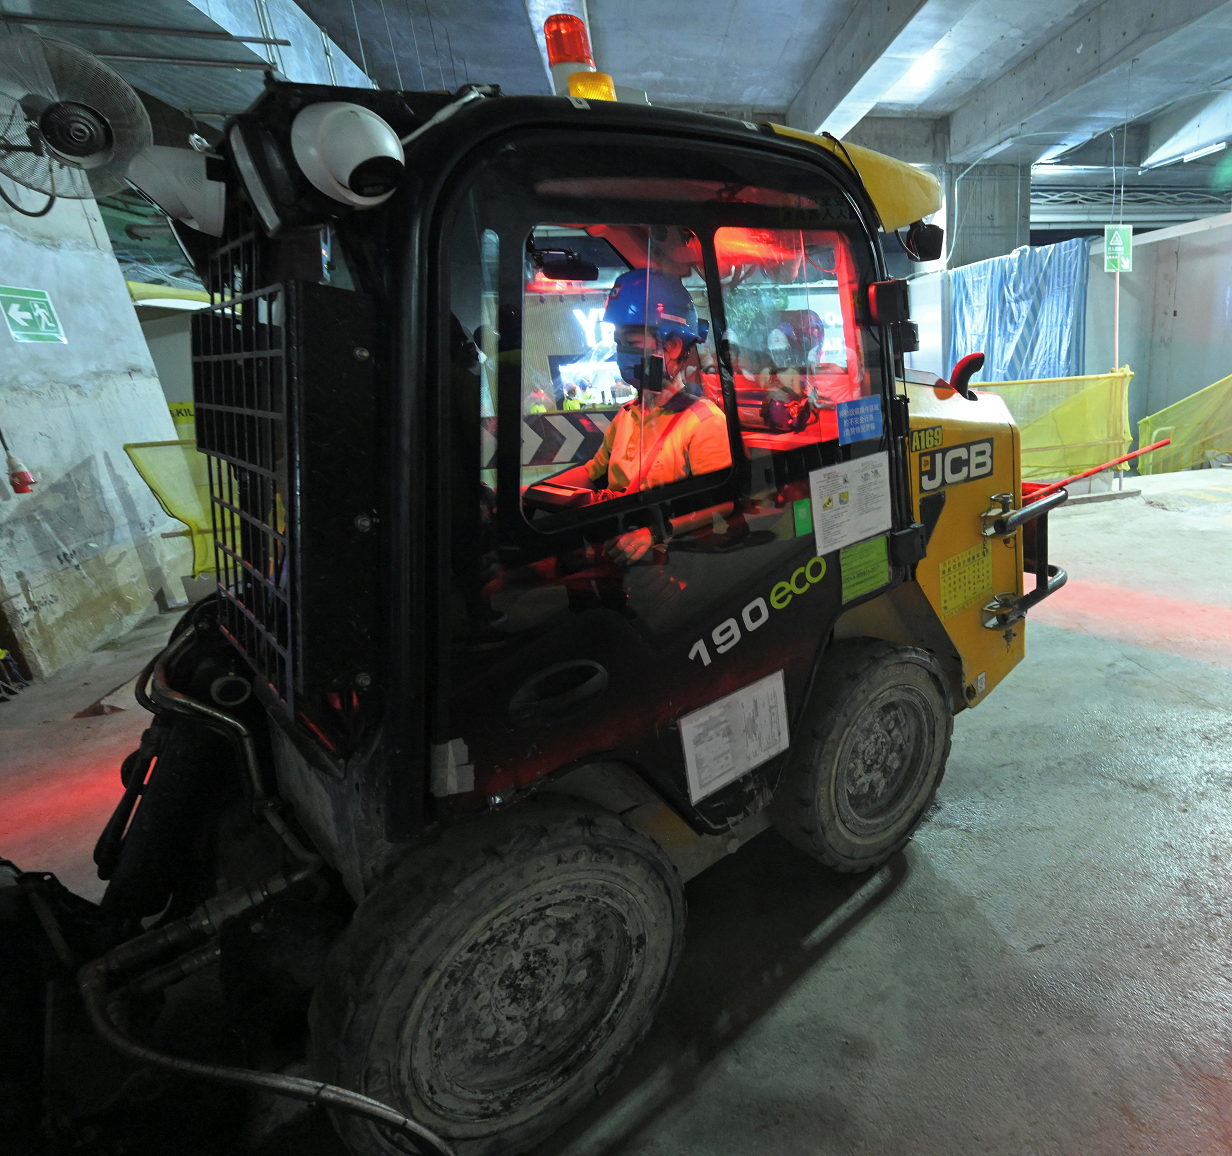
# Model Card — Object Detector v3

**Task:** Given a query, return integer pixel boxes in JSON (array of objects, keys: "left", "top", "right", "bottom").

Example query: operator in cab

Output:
[{"left": 547, "top": 269, "right": 732, "bottom": 563}]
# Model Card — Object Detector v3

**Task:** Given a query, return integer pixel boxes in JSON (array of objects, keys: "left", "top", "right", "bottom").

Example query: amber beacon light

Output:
[{"left": 544, "top": 13, "right": 616, "bottom": 102}]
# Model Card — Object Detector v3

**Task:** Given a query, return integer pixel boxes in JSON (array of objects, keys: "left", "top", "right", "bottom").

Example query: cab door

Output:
[{"left": 433, "top": 126, "right": 911, "bottom": 830}]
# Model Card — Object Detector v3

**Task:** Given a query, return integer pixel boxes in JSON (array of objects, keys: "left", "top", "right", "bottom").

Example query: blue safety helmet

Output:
[{"left": 604, "top": 269, "right": 709, "bottom": 385}]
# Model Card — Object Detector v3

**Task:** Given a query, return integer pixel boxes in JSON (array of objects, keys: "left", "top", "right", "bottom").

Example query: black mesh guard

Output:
[
  {"left": 192, "top": 198, "right": 382, "bottom": 750},
  {"left": 193, "top": 199, "right": 295, "bottom": 713}
]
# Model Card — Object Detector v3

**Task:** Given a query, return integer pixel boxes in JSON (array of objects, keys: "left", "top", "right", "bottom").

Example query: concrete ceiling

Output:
[
  {"left": 1, "top": 0, "right": 1228, "bottom": 233},
  {"left": 309, "top": 0, "right": 1232, "bottom": 187}
]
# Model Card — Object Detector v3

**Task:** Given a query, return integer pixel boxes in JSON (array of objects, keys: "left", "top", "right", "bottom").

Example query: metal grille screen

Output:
[{"left": 192, "top": 205, "right": 294, "bottom": 713}]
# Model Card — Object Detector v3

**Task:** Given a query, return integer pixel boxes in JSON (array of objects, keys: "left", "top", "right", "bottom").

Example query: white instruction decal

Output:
[
  {"left": 679, "top": 670, "right": 789, "bottom": 803},
  {"left": 809, "top": 450, "right": 892, "bottom": 556}
]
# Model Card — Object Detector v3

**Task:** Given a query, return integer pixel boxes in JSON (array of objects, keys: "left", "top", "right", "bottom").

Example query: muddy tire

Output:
[
  {"left": 772, "top": 640, "right": 952, "bottom": 872},
  {"left": 309, "top": 798, "right": 685, "bottom": 1156}
]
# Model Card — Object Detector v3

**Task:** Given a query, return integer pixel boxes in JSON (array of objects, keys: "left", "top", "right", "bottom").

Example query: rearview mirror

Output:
[
  {"left": 904, "top": 220, "right": 944, "bottom": 262},
  {"left": 539, "top": 253, "right": 599, "bottom": 281}
]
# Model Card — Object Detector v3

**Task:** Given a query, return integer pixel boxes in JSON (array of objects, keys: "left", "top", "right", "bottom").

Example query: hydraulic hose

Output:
[
  {"left": 147, "top": 622, "right": 267, "bottom": 802},
  {"left": 74, "top": 614, "right": 458, "bottom": 1152},
  {"left": 75, "top": 856, "right": 454, "bottom": 1156},
  {"left": 79, "top": 958, "right": 454, "bottom": 1156},
  {"left": 136, "top": 617, "right": 319, "bottom": 870}
]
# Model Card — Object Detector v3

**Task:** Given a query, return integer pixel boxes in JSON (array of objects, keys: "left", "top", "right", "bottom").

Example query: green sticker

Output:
[
  {"left": 840, "top": 535, "right": 889, "bottom": 602},
  {"left": 0, "top": 286, "right": 65, "bottom": 344},
  {"left": 792, "top": 497, "right": 813, "bottom": 537}
]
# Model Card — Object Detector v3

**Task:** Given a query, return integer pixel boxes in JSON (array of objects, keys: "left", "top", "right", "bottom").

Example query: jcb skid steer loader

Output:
[{"left": 1, "top": 76, "right": 1066, "bottom": 1156}]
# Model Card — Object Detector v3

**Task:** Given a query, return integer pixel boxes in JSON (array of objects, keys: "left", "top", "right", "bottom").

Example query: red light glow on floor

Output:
[{"left": 1030, "top": 578, "right": 1232, "bottom": 669}]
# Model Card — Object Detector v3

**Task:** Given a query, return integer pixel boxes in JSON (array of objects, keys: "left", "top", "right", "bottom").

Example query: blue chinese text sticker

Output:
[{"left": 836, "top": 395, "right": 883, "bottom": 445}]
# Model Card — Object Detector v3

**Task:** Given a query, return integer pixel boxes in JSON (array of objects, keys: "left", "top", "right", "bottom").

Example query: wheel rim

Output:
[
  {"left": 398, "top": 872, "right": 654, "bottom": 1130},
  {"left": 834, "top": 683, "right": 935, "bottom": 837}
]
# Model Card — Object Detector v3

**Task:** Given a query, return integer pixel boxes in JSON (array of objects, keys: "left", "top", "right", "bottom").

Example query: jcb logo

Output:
[{"left": 919, "top": 437, "right": 994, "bottom": 492}]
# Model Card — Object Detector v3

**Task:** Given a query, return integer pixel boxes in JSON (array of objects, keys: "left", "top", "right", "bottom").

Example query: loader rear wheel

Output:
[
  {"left": 309, "top": 798, "right": 685, "bottom": 1156},
  {"left": 772, "top": 640, "right": 952, "bottom": 873}
]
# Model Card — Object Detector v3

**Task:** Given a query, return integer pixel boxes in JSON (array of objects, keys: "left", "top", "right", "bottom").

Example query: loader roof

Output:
[{"left": 767, "top": 124, "right": 942, "bottom": 232}]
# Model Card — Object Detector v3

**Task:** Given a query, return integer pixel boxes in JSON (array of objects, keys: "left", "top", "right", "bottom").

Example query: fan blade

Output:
[
  {"left": 41, "top": 39, "right": 152, "bottom": 199},
  {"left": 0, "top": 34, "right": 57, "bottom": 105}
]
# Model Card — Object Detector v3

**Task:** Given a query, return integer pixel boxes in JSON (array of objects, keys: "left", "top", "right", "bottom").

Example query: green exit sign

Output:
[
  {"left": 1105, "top": 224, "right": 1132, "bottom": 272},
  {"left": 0, "top": 285, "right": 65, "bottom": 343}
]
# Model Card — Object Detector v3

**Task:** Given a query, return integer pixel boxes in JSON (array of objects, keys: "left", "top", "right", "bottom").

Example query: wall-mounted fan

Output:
[{"left": 0, "top": 35, "right": 152, "bottom": 214}]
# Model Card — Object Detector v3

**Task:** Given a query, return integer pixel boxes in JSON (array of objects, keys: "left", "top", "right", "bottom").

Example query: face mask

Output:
[
  {"left": 615, "top": 350, "right": 643, "bottom": 386},
  {"left": 616, "top": 351, "right": 668, "bottom": 391}
]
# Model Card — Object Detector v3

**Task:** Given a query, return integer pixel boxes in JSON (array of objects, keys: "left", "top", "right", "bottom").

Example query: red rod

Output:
[{"left": 1025, "top": 438, "right": 1172, "bottom": 502}]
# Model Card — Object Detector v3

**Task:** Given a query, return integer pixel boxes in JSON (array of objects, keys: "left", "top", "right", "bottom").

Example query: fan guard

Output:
[{"left": 0, "top": 36, "right": 152, "bottom": 200}]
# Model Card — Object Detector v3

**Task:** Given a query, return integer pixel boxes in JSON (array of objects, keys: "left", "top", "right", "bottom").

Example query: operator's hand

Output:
[{"left": 606, "top": 526, "right": 655, "bottom": 565}]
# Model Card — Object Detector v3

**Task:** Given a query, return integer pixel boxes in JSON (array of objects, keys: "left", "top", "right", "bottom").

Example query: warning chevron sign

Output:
[{"left": 482, "top": 408, "right": 618, "bottom": 471}]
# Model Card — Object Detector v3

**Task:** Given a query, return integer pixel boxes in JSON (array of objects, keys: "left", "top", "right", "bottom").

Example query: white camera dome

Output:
[{"left": 290, "top": 102, "right": 403, "bottom": 208}]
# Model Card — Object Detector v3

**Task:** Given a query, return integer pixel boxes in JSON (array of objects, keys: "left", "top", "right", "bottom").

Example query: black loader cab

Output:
[{"left": 4, "top": 79, "right": 1066, "bottom": 1156}]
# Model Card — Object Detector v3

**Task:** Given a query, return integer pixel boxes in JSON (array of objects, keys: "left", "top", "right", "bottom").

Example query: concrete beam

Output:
[
  {"left": 786, "top": 0, "right": 979, "bottom": 139},
  {"left": 844, "top": 116, "right": 949, "bottom": 166},
  {"left": 946, "top": 164, "right": 1030, "bottom": 268},
  {"left": 1142, "top": 90, "right": 1232, "bottom": 168},
  {"left": 1047, "top": 124, "right": 1150, "bottom": 169},
  {"left": 786, "top": 0, "right": 930, "bottom": 136},
  {"left": 949, "top": 0, "right": 1232, "bottom": 164}
]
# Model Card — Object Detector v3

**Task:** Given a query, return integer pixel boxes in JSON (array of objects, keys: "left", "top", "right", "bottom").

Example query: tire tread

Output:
[{"left": 772, "top": 639, "right": 953, "bottom": 873}]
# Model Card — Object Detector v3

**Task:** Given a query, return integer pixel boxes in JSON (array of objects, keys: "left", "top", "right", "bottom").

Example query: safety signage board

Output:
[
  {"left": 938, "top": 542, "right": 993, "bottom": 618},
  {"left": 679, "top": 669, "right": 789, "bottom": 803},
  {"left": 1104, "top": 225, "right": 1132, "bottom": 273},
  {"left": 0, "top": 286, "right": 65, "bottom": 343},
  {"left": 809, "top": 450, "right": 892, "bottom": 556},
  {"left": 836, "top": 394, "right": 884, "bottom": 444}
]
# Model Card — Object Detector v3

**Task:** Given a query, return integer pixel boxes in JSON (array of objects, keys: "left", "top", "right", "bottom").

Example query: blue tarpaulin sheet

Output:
[{"left": 948, "top": 237, "right": 1092, "bottom": 382}]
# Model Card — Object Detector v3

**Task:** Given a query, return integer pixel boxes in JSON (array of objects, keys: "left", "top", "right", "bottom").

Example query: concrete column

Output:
[
  {"left": 0, "top": 182, "right": 190, "bottom": 678},
  {"left": 946, "top": 164, "right": 1031, "bottom": 269}
]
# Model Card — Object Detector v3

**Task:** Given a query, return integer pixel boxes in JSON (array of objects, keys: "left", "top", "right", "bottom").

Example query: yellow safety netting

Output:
[
  {"left": 977, "top": 367, "right": 1133, "bottom": 481},
  {"left": 1138, "top": 371, "right": 1232, "bottom": 474},
  {"left": 124, "top": 440, "right": 217, "bottom": 578}
]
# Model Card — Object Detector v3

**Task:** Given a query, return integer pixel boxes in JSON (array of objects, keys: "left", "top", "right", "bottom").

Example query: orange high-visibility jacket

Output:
[{"left": 584, "top": 392, "right": 731, "bottom": 493}]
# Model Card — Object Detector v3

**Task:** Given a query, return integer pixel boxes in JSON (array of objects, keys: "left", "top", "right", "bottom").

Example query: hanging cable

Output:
[
  {"left": 944, "top": 155, "right": 986, "bottom": 266},
  {"left": 378, "top": 0, "right": 403, "bottom": 89},
  {"left": 0, "top": 167, "right": 54, "bottom": 217},
  {"left": 402, "top": 0, "right": 426, "bottom": 88},
  {"left": 443, "top": 25, "right": 458, "bottom": 89},
  {"left": 1110, "top": 138, "right": 1122, "bottom": 228},
  {"left": 944, "top": 131, "right": 1071, "bottom": 266},
  {"left": 423, "top": 0, "right": 446, "bottom": 89},
  {"left": 1120, "top": 59, "right": 1135, "bottom": 224},
  {"left": 347, "top": 0, "right": 370, "bottom": 82},
  {"left": 1016, "top": 161, "right": 1022, "bottom": 248}
]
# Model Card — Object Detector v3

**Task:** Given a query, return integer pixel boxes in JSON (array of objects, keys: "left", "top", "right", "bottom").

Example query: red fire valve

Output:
[{"left": 7, "top": 452, "right": 37, "bottom": 494}]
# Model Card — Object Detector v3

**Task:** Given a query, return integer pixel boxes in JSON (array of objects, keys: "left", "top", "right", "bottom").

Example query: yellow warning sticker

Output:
[{"left": 939, "top": 543, "right": 993, "bottom": 619}]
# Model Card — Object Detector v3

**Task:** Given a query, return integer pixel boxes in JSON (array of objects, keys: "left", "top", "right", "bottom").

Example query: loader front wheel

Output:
[
  {"left": 772, "top": 640, "right": 952, "bottom": 872},
  {"left": 309, "top": 798, "right": 685, "bottom": 1156}
]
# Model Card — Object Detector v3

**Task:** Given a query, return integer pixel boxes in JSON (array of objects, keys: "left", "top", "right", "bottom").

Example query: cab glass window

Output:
[
  {"left": 717, "top": 227, "right": 868, "bottom": 454},
  {"left": 520, "top": 223, "right": 730, "bottom": 521}
]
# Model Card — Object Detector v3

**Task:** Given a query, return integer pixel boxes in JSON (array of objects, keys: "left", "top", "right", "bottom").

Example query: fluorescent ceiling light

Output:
[{"left": 1183, "top": 140, "right": 1228, "bottom": 162}]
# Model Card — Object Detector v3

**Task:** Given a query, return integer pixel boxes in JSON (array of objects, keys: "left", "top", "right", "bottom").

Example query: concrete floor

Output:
[
  {"left": 1, "top": 606, "right": 175, "bottom": 902},
  {"left": 3, "top": 470, "right": 1230, "bottom": 1155}
]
